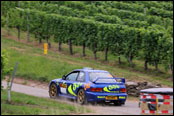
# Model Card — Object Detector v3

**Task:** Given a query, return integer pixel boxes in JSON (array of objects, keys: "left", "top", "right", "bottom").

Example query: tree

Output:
[
  {"left": 110, "top": 25, "right": 125, "bottom": 64},
  {"left": 8, "top": 8, "right": 23, "bottom": 40},
  {"left": 97, "top": 23, "right": 116, "bottom": 61},
  {"left": 162, "top": 26, "right": 173, "bottom": 78},
  {"left": 140, "top": 28, "right": 157, "bottom": 70},
  {"left": 122, "top": 27, "right": 142, "bottom": 67},
  {"left": 84, "top": 20, "right": 98, "bottom": 60},
  {"left": 53, "top": 14, "right": 67, "bottom": 52},
  {"left": 140, "top": 25, "right": 167, "bottom": 71},
  {"left": 1, "top": 1, "right": 18, "bottom": 35}
]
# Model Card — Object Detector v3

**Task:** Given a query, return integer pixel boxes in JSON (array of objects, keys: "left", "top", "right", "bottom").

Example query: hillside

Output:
[
  {"left": 1, "top": 27, "right": 173, "bottom": 87},
  {"left": 1, "top": 1, "right": 173, "bottom": 86}
]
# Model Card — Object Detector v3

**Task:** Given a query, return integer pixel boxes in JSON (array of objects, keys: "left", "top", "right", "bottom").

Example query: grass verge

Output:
[{"left": 1, "top": 89, "right": 91, "bottom": 115}]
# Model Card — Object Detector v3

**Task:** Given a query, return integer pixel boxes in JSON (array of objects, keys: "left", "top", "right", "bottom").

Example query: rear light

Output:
[
  {"left": 90, "top": 88, "right": 103, "bottom": 92},
  {"left": 120, "top": 88, "right": 126, "bottom": 93}
]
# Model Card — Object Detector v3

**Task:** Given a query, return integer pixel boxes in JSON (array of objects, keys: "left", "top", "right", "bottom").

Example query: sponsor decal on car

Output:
[
  {"left": 109, "top": 85, "right": 120, "bottom": 90},
  {"left": 68, "top": 84, "right": 77, "bottom": 96},
  {"left": 108, "top": 74, "right": 113, "bottom": 77},
  {"left": 97, "top": 96, "right": 105, "bottom": 99},
  {"left": 68, "top": 83, "right": 83, "bottom": 96},
  {"left": 57, "top": 81, "right": 59, "bottom": 86},
  {"left": 103, "top": 85, "right": 120, "bottom": 93},
  {"left": 119, "top": 96, "right": 126, "bottom": 99},
  {"left": 60, "top": 82, "right": 67, "bottom": 94},
  {"left": 84, "top": 83, "right": 91, "bottom": 90},
  {"left": 73, "top": 83, "right": 82, "bottom": 91}
]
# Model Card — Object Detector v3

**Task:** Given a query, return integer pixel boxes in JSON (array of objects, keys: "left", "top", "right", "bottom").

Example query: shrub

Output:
[{"left": 1, "top": 50, "right": 13, "bottom": 90}]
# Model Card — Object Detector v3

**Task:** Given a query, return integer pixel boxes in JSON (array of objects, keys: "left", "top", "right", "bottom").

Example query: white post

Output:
[
  {"left": 7, "top": 82, "right": 11, "bottom": 103},
  {"left": 7, "top": 62, "right": 18, "bottom": 103}
]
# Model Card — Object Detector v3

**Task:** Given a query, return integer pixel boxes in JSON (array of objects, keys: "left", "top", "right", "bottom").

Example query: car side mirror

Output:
[{"left": 62, "top": 75, "right": 66, "bottom": 80}]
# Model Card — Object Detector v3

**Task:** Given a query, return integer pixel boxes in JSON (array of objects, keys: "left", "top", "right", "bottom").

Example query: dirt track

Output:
[{"left": 2, "top": 81, "right": 141, "bottom": 115}]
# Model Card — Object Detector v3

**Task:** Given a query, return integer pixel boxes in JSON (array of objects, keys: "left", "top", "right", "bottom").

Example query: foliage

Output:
[
  {"left": 1, "top": 1, "right": 173, "bottom": 74},
  {"left": 1, "top": 50, "right": 13, "bottom": 90},
  {"left": 1, "top": 36, "right": 173, "bottom": 87},
  {"left": 1, "top": 16, "right": 6, "bottom": 27}
]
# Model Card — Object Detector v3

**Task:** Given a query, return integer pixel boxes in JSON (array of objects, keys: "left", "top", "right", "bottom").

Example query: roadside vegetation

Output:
[{"left": 1, "top": 90, "right": 91, "bottom": 115}]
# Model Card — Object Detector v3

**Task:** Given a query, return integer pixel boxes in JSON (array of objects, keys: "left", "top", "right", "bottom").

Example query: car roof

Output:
[{"left": 73, "top": 68, "right": 109, "bottom": 73}]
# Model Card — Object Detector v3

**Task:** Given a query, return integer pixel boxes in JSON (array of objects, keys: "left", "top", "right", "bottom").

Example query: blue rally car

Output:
[{"left": 49, "top": 68, "right": 127, "bottom": 105}]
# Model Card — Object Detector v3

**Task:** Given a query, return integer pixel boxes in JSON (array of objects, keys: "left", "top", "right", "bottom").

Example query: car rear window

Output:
[{"left": 88, "top": 72, "right": 116, "bottom": 83}]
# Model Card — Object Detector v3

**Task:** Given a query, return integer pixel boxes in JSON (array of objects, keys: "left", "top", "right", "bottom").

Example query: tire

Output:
[
  {"left": 49, "top": 83, "right": 59, "bottom": 99},
  {"left": 77, "top": 89, "right": 87, "bottom": 105},
  {"left": 113, "top": 101, "right": 122, "bottom": 106},
  {"left": 91, "top": 101, "right": 97, "bottom": 105}
]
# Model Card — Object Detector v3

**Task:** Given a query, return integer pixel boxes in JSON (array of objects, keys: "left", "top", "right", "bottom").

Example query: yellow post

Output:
[
  {"left": 156, "top": 98, "right": 159, "bottom": 115},
  {"left": 44, "top": 43, "right": 47, "bottom": 55}
]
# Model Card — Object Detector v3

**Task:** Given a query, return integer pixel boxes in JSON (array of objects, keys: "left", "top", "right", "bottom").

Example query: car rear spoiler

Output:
[{"left": 92, "top": 77, "right": 125, "bottom": 84}]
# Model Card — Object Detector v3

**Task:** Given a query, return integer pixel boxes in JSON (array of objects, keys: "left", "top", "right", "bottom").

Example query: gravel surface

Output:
[{"left": 2, "top": 81, "right": 141, "bottom": 115}]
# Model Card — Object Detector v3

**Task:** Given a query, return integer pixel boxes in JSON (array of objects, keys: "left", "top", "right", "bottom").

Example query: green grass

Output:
[
  {"left": 1, "top": 43, "right": 81, "bottom": 82},
  {"left": 1, "top": 90, "right": 91, "bottom": 115},
  {"left": 1, "top": 27, "right": 173, "bottom": 87}
]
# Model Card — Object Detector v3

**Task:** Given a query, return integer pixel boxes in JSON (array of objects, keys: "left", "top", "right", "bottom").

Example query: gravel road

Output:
[{"left": 2, "top": 81, "right": 141, "bottom": 115}]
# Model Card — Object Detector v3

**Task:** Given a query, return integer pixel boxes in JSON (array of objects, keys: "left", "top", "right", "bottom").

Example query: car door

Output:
[
  {"left": 63, "top": 71, "right": 79, "bottom": 96},
  {"left": 67, "top": 71, "right": 86, "bottom": 97}
]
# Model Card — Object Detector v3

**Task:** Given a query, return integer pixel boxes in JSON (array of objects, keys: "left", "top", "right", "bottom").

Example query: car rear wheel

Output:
[
  {"left": 77, "top": 89, "right": 87, "bottom": 105},
  {"left": 49, "top": 83, "right": 58, "bottom": 99}
]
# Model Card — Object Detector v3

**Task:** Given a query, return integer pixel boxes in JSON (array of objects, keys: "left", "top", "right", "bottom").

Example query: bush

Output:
[
  {"left": 1, "top": 50, "right": 13, "bottom": 90},
  {"left": 1, "top": 16, "right": 6, "bottom": 27}
]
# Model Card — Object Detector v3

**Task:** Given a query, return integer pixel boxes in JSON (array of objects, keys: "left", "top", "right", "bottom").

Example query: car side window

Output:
[
  {"left": 66, "top": 72, "right": 79, "bottom": 81},
  {"left": 76, "top": 72, "right": 85, "bottom": 82}
]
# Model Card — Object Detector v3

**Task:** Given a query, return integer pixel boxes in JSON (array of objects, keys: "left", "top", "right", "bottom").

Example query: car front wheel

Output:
[{"left": 49, "top": 83, "right": 59, "bottom": 99}]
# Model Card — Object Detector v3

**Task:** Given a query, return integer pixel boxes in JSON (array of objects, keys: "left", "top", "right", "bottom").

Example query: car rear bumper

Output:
[{"left": 86, "top": 91, "right": 127, "bottom": 102}]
